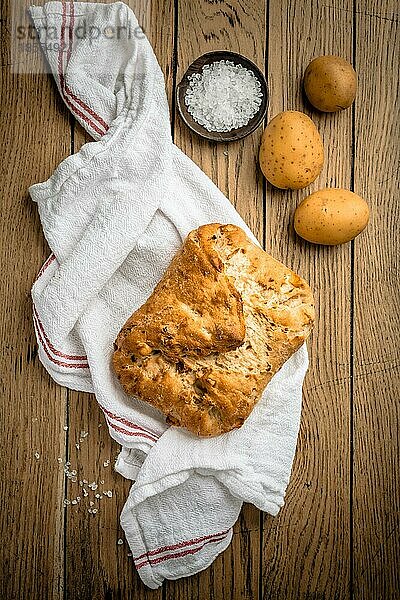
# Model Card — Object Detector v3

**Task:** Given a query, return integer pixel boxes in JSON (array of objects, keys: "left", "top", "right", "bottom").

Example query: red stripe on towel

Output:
[
  {"left": 134, "top": 532, "right": 230, "bottom": 570},
  {"left": 133, "top": 528, "right": 231, "bottom": 562},
  {"left": 101, "top": 406, "right": 161, "bottom": 438},
  {"left": 61, "top": 78, "right": 106, "bottom": 136},
  {"left": 34, "top": 253, "right": 56, "bottom": 282},
  {"left": 33, "top": 304, "right": 88, "bottom": 362},
  {"left": 63, "top": 1, "right": 110, "bottom": 132},
  {"left": 106, "top": 418, "right": 158, "bottom": 442},
  {"left": 33, "top": 312, "right": 89, "bottom": 369},
  {"left": 66, "top": 0, "right": 73, "bottom": 63},
  {"left": 33, "top": 256, "right": 89, "bottom": 362},
  {"left": 57, "top": 1, "right": 109, "bottom": 136},
  {"left": 57, "top": 2, "right": 105, "bottom": 136}
]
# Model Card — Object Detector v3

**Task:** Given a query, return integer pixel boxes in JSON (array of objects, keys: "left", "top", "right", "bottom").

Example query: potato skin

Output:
[
  {"left": 294, "top": 188, "right": 369, "bottom": 245},
  {"left": 304, "top": 55, "right": 357, "bottom": 112},
  {"left": 259, "top": 111, "right": 324, "bottom": 190}
]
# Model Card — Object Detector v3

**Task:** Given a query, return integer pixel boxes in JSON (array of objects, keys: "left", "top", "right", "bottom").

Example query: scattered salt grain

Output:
[
  {"left": 184, "top": 60, "right": 263, "bottom": 132},
  {"left": 127, "top": 552, "right": 132, "bottom": 557},
  {"left": 63, "top": 465, "right": 78, "bottom": 481},
  {"left": 89, "top": 501, "right": 94, "bottom": 507},
  {"left": 83, "top": 488, "right": 88, "bottom": 497},
  {"left": 34, "top": 452, "right": 40, "bottom": 460},
  {"left": 71, "top": 500, "right": 77, "bottom": 505},
  {"left": 95, "top": 494, "right": 101, "bottom": 499},
  {"left": 117, "top": 539, "right": 124, "bottom": 545},
  {"left": 100, "top": 480, "right": 104, "bottom": 485},
  {"left": 63, "top": 499, "right": 71, "bottom": 506},
  {"left": 57, "top": 457, "right": 63, "bottom": 463},
  {"left": 75, "top": 443, "right": 80, "bottom": 450},
  {"left": 104, "top": 490, "right": 113, "bottom": 498},
  {"left": 80, "top": 431, "right": 89, "bottom": 439},
  {"left": 63, "top": 426, "right": 68, "bottom": 431},
  {"left": 103, "top": 460, "right": 110, "bottom": 468},
  {"left": 92, "top": 508, "right": 98, "bottom": 514}
]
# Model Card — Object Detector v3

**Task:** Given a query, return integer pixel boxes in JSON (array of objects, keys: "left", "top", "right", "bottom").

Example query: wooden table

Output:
[{"left": 1, "top": 1, "right": 399, "bottom": 598}]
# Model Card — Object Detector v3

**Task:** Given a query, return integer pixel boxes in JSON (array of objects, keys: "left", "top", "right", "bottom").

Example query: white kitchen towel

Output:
[
  {"left": 120, "top": 346, "right": 307, "bottom": 588},
  {"left": 29, "top": 1, "right": 309, "bottom": 588}
]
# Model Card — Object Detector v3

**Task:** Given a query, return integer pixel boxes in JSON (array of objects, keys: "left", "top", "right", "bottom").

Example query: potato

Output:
[
  {"left": 259, "top": 111, "right": 324, "bottom": 189},
  {"left": 303, "top": 55, "right": 357, "bottom": 112},
  {"left": 294, "top": 188, "right": 369, "bottom": 245}
]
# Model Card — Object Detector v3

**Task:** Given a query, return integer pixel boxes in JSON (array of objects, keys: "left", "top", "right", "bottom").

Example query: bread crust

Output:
[{"left": 113, "top": 223, "right": 315, "bottom": 436}]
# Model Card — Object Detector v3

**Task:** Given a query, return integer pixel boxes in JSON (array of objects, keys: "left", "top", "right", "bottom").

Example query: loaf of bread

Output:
[{"left": 113, "top": 224, "right": 315, "bottom": 436}]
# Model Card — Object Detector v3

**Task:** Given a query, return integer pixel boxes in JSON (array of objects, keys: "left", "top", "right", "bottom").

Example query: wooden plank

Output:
[
  {"left": 173, "top": 0, "right": 266, "bottom": 241},
  {"left": 0, "top": 2, "right": 70, "bottom": 598},
  {"left": 353, "top": 2, "right": 400, "bottom": 598},
  {"left": 64, "top": 1, "right": 174, "bottom": 598},
  {"left": 262, "top": 1, "right": 354, "bottom": 598},
  {"left": 64, "top": 396, "right": 146, "bottom": 599},
  {"left": 165, "top": 1, "right": 266, "bottom": 599}
]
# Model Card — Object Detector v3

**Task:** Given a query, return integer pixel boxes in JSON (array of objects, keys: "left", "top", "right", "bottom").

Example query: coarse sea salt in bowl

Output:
[{"left": 176, "top": 51, "right": 268, "bottom": 142}]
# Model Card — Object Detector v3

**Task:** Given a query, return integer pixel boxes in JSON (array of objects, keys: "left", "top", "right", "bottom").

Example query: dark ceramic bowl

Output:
[{"left": 176, "top": 51, "right": 268, "bottom": 142}]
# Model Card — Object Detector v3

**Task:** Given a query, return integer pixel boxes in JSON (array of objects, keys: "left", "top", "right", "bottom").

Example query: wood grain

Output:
[
  {"left": 353, "top": 1, "right": 400, "bottom": 598},
  {"left": 262, "top": 1, "right": 353, "bottom": 598},
  {"left": 0, "top": 2, "right": 70, "bottom": 598}
]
